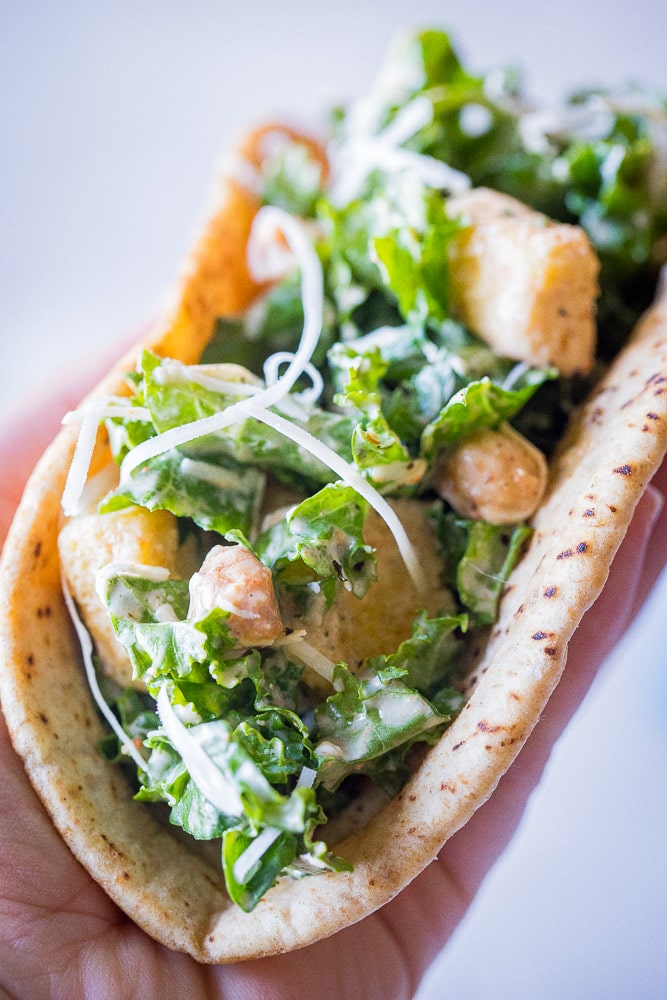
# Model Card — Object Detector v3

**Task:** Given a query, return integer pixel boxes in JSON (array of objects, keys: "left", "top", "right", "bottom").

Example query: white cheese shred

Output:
[
  {"left": 263, "top": 351, "right": 324, "bottom": 405},
  {"left": 296, "top": 765, "right": 317, "bottom": 789},
  {"left": 288, "top": 639, "right": 337, "bottom": 684},
  {"left": 61, "top": 399, "right": 151, "bottom": 517},
  {"left": 232, "top": 825, "right": 283, "bottom": 883},
  {"left": 156, "top": 686, "right": 244, "bottom": 816},
  {"left": 119, "top": 402, "right": 255, "bottom": 480},
  {"left": 242, "top": 400, "right": 428, "bottom": 594},
  {"left": 245, "top": 206, "right": 325, "bottom": 408},
  {"left": 60, "top": 574, "right": 147, "bottom": 773},
  {"left": 329, "top": 94, "right": 471, "bottom": 204}
]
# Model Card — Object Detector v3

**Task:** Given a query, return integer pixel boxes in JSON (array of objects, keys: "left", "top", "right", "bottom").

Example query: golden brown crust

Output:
[{"left": 1, "top": 134, "right": 666, "bottom": 963}]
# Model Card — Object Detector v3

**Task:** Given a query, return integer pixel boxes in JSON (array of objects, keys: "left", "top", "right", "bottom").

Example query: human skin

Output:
[{"left": 1, "top": 344, "right": 665, "bottom": 1000}]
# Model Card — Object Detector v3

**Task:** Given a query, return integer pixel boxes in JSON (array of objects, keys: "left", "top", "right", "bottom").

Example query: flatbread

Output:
[{"left": 1, "top": 143, "right": 666, "bottom": 962}]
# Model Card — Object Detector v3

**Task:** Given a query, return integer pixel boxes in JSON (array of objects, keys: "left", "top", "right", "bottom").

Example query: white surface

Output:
[{"left": 2, "top": 3, "right": 666, "bottom": 997}]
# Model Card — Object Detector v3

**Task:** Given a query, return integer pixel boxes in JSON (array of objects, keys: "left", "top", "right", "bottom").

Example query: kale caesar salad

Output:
[{"left": 54, "top": 28, "right": 667, "bottom": 914}]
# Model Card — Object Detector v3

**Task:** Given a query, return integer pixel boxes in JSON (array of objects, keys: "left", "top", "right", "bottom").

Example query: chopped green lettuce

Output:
[
  {"left": 436, "top": 511, "right": 533, "bottom": 624},
  {"left": 100, "top": 449, "right": 266, "bottom": 536},
  {"left": 314, "top": 632, "right": 466, "bottom": 791},
  {"left": 256, "top": 482, "right": 375, "bottom": 598},
  {"left": 421, "top": 369, "right": 556, "bottom": 458}
]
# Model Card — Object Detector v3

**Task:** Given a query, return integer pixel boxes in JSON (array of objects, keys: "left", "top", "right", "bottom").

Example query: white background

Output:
[{"left": 2, "top": 3, "right": 666, "bottom": 997}]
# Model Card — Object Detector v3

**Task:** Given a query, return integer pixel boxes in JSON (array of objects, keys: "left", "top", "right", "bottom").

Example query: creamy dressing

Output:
[
  {"left": 95, "top": 562, "right": 173, "bottom": 624},
  {"left": 179, "top": 457, "right": 252, "bottom": 492}
]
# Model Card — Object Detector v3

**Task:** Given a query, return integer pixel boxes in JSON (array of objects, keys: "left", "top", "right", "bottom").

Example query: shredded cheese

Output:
[
  {"left": 263, "top": 351, "right": 324, "bottom": 406},
  {"left": 245, "top": 206, "right": 324, "bottom": 407},
  {"left": 329, "top": 94, "right": 471, "bottom": 205},
  {"left": 61, "top": 399, "right": 151, "bottom": 517},
  {"left": 76, "top": 461, "right": 119, "bottom": 513},
  {"left": 232, "top": 825, "right": 283, "bottom": 883},
  {"left": 241, "top": 399, "right": 428, "bottom": 593},
  {"left": 288, "top": 639, "right": 337, "bottom": 684},
  {"left": 61, "top": 574, "right": 147, "bottom": 772},
  {"left": 296, "top": 765, "right": 317, "bottom": 789},
  {"left": 156, "top": 686, "right": 244, "bottom": 816}
]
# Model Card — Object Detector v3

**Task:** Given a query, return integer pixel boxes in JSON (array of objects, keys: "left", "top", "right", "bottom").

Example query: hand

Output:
[{"left": 1, "top": 349, "right": 665, "bottom": 1000}]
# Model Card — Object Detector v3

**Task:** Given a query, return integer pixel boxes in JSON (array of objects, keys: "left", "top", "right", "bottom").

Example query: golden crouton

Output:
[
  {"left": 447, "top": 187, "right": 599, "bottom": 375},
  {"left": 303, "top": 499, "right": 455, "bottom": 672},
  {"left": 59, "top": 506, "right": 199, "bottom": 688}
]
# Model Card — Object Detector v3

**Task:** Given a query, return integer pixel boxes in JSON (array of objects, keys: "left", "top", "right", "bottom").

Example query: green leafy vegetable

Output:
[
  {"left": 256, "top": 482, "right": 375, "bottom": 598},
  {"left": 314, "top": 650, "right": 463, "bottom": 791},
  {"left": 436, "top": 512, "right": 533, "bottom": 624}
]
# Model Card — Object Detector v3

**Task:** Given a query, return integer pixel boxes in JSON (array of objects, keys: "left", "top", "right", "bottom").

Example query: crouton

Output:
[
  {"left": 302, "top": 499, "right": 455, "bottom": 672},
  {"left": 447, "top": 187, "right": 599, "bottom": 375},
  {"left": 59, "top": 506, "right": 199, "bottom": 688}
]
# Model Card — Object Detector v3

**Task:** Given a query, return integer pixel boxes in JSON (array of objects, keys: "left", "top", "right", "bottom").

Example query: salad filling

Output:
[{"left": 58, "top": 28, "right": 667, "bottom": 912}]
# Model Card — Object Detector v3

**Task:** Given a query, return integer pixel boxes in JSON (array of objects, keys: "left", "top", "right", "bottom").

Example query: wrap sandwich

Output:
[{"left": 2, "top": 29, "right": 667, "bottom": 962}]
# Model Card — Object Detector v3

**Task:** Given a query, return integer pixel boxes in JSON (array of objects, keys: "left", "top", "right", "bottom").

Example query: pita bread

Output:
[{"left": 1, "top": 138, "right": 667, "bottom": 962}]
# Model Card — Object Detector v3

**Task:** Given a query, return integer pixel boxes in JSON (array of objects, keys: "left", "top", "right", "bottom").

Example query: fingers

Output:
[{"left": 0, "top": 712, "right": 122, "bottom": 995}]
